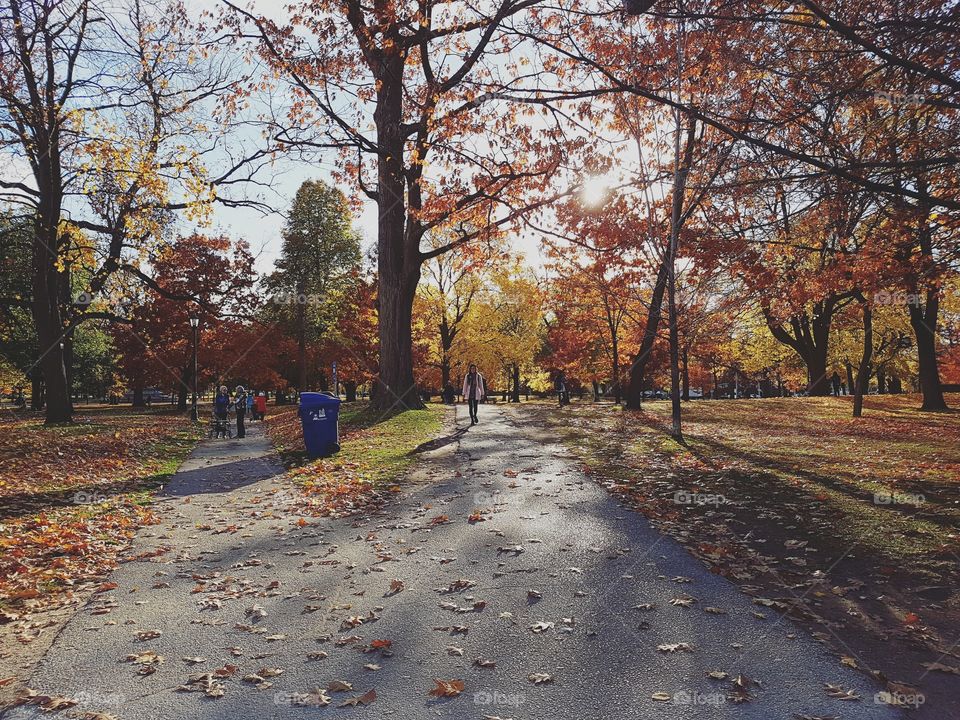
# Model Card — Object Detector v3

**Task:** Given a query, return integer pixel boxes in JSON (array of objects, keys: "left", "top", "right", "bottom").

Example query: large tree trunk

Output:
[
  {"left": 681, "top": 346, "right": 690, "bottom": 401},
  {"left": 765, "top": 299, "right": 835, "bottom": 396},
  {"left": 440, "top": 351, "right": 451, "bottom": 390},
  {"left": 611, "top": 334, "right": 621, "bottom": 405},
  {"left": 32, "top": 272, "right": 71, "bottom": 423},
  {"left": 31, "top": 373, "right": 44, "bottom": 410},
  {"left": 375, "top": 263, "right": 422, "bottom": 412},
  {"left": 853, "top": 300, "right": 873, "bottom": 418},
  {"left": 909, "top": 295, "right": 947, "bottom": 411},
  {"left": 178, "top": 366, "right": 191, "bottom": 410},
  {"left": 33, "top": 245, "right": 70, "bottom": 420},
  {"left": 372, "top": 53, "right": 423, "bottom": 414},
  {"left": 511, "top": 363, "right": 520, "bottom": 403},
  {"left": 806, "top": 343, "right": 831, "bottom": 396},
  {"left": 624, "top": 256, "right": 668, "bottom": 409}
]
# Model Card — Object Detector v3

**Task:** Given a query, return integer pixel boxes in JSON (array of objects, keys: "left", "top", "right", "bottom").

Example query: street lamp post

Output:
[{"left": 189, "top": 316, "right": 199, "bottom": 421}]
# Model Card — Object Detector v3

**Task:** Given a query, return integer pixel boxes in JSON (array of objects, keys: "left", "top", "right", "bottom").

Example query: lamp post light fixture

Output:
[{"left": 189, "top": 316, "right": 199, "bottom": 421}]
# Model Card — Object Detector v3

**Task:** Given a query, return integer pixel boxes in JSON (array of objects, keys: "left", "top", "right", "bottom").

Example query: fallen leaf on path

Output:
[
  {"left": 657, "top": 643, "right": 694, "bottom": 653},
  {"left": 428, "top": 679, "right": 464, "bottom": 697},
  {"left": 824, "top": 683, "right": 861, "bottom": 701},
  {"left": 338, "top": 689, "right": 377, "bottom": 707},
  {"left": 290, "top": 687, "right": 331, "bottom": 707}
]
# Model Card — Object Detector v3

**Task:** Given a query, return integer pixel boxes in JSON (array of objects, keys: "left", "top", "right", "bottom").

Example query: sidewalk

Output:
[{"left": 3, "top": 407, "right": 903, "bottom": 719}]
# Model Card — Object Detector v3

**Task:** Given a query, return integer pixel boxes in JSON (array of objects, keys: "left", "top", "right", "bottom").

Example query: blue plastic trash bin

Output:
[{"left": 298, "top": 392, "right": 341, "bottom": 458}]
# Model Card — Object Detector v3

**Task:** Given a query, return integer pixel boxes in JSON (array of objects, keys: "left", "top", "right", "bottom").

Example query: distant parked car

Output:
[{"left": 121, "top": 388, "right": 172, "bottom": 404}]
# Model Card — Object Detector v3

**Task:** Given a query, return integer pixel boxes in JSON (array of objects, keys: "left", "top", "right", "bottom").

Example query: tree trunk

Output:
[
  {"left": 592, "top": 380, "right": 600, "bottom": 402},
  {"left": 806, "top": 344, "right": 831, "bottom": 396},
  {"left": 511, "top": 364, "right": 520, "bottom": 403},
  {"left": 177, "top": 366, "right": 190, "bottom": 410},
  {"left": 371, "top": 53, "right": 423, "bottom": 414},
  {"left": 876, "top": 370, "right": 886, "bottom": 394},
  {"left": 440, "top": 356, "right": 451, "bottom": 390},
  {"left": 853, "top": 300, "right": 873, "bottom": 418},
  {"left": 344, "top": 380, "right": 357, "bottom": 402},
  {"left": 626, "top": 121, "right": 697, "bottom": 411},
  {"left": 845, "top": 360, "right": 855, "bottom": 395},
  {"left": 375, "top": 264, "right": 422, "bottom": 411},
  {"left": 132, "top": 387, "right": 145, "bottom": 407},
  {"left": 681, "top": 346, "right": 690, "bottom": 401},
  {"left": 666, "top": 115, "right": 693, "bottom": 439},
  {"left": 32, "top": 247, "right": 71, "bottom": 422},
  {"left": 625, "top": 255, "right": 668, "bottom": 409},
  {"left": 909, "top": 297, "right": 947, "bottom": 410},
  {"left": 611, "top": 334, "right": 621, "bottom": 405},
  {"left": 31, "top": 374, "right": 44, "bottom": 410}
]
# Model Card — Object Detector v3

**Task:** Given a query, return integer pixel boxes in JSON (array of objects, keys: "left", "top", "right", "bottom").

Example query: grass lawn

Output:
[
  {"left": 0, "top": 406, "right": 202, "bottom": 613},
  {"left": 265, "top": 401, "right": 448, "bottom": 517},
  {"left": 533, "top": 393, "right": 960, "bottom": 704}
]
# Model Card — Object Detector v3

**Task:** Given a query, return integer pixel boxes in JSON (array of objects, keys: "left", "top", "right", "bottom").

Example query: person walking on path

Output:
[
  {"left": 253, "top": 391, "right": 267, "bottom": 421},
  {"left": 462, "top": 364, "right": 485, "bottom": 425},
  {"left": 246, "top": 390, "right": 255, "bottom": 421},
  {"left": 555, "top": 370, "right": 569, "bottom": 406},
  {"left": 234, "top": 385, "right": 248, "bottom": 438},
  {"left": 213, "top": 385, "right": 231, "bottom": 438},
  {"left": 831, "top": 371, "right": 842, "bottom": 397}
]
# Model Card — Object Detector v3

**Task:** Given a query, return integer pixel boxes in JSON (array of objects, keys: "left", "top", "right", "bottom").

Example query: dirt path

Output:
[{"left": 3, "top": 406, "right": 903, "bottom": 719}]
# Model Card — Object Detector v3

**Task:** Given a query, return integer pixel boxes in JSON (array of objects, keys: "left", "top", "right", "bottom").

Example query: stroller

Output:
[{"left": 209, "top": 409, "right": 233, "bottom": 439}]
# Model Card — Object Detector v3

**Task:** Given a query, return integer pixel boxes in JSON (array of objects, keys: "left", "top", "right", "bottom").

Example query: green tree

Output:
[{"left": 265, "top": 181, "right": 361, "bottom": 392}]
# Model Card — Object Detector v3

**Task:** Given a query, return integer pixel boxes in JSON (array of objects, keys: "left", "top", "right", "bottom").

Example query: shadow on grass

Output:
[
  {"left": 409, "top": 427, "right": 467, "bottom": 454},
  {"left": 0, "top": 469, "right": 179, "bottom": 521}
]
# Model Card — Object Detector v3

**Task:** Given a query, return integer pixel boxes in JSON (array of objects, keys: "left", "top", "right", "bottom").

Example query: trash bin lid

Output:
[{"left": 300, "top": 392, "right": 342, "bottom": 408}]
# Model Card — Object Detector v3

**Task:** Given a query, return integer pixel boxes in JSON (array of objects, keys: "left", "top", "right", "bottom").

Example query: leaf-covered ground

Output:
[
  {"left": 265, "top": 402, "right": 447, "bottom": 518},
  {"left": 0, "top": 407, "right": 201, "bottom": 613},
  {"left": 533, "top": 393, "right": 960, "bottom": 713}
]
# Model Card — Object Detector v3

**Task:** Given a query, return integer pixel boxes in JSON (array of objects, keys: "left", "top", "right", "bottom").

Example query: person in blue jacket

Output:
[{"left": 213, "top": 385, "right": 230, "bottom": 438}]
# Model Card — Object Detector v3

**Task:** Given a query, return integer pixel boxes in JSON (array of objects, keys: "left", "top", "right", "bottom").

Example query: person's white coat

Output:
[{"left": 462, "top": 371, "right": 486, "bottom": 400}]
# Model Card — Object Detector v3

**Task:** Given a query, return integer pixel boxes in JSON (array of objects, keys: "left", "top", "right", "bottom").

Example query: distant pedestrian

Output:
[
  {"left": 246, "top": 390, "right": 255, "bottom": 420},
  {"left": 254, "top": 392, "right": 267, "bottom": 421},
  {"left": 831, "top": 371, "right": 842, "bottom": 397},
  {"left": 234, "top": 385, "right": 248, "bottom": 438},
  {"left": 213, "top": 385, "right": 230, "bottom": 438},
  {"left": 555, "top": 370, "right": 569, "bottom": 406},
  {"left": 462, "top": 364, "right": 485, "bottom": 425}
]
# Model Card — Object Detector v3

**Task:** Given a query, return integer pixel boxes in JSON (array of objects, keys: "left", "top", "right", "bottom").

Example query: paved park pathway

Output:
[{"left": 4, "top": 406, "right": 903, "bottom": 719}]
